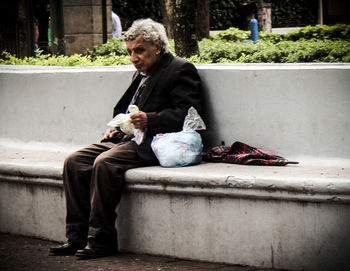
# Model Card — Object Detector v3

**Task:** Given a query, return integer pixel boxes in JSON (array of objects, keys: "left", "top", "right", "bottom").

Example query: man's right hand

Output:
[{"left": 103, "top": 129, "right": 119, "bottom": 140}]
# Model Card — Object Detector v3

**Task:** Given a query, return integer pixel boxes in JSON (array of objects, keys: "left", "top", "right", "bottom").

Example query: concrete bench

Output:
[{"left": 0, "top": 64, "right": 349, "bottom": 271}]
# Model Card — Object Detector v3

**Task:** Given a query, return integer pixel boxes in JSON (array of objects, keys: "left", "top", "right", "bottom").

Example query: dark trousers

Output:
[{"left": 63, "top": 141, "right": 138, "bottom": 249}]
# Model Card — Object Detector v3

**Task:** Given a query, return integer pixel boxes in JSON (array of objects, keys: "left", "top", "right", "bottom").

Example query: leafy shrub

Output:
[
  {"left": 258, "top": 31, "right": 284, "bottom": 43},
  {"left": 197, "top": 39, "right": 350, "bottom": 63},
  {"left": 213, "top": 27, "right": 284, "bottom": 43},
  {"left": 213, "top": 24, "right": 350, "bottom": 43},
  {"left": 1, "top": 25, "right": 350, "bottom": 65},
  {"left": 213, "top": 27, "right": 250, "bottom": 42},
  {"left": 199, "top": 39, "right": 256, "bottom": 63},
  {"left": 85, "top": 39, "right": 128, "bottom": 60},
  {"left": 285, "top": 24, "right": 350, "bottom": 41},
  {"left": 0, "top": 50, "right": 131, "bottom": 66}
]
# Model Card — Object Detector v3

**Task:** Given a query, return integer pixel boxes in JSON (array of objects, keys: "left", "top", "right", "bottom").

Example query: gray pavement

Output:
[{"left": 0, "top": 233, "right": 285, "bottom": 271}]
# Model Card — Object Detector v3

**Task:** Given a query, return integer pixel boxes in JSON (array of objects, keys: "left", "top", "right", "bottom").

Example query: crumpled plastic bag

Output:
[
  {"left": 107, "top": 104, "right": 139, "bottom": 135},
  {"left": 107, "top": 105, "right": 144, "bottom": 144},
  {"left": 151, "top": 107, "right": 206, "bottom": 167},
  {"left": 182, "top": 106, "right": 206, "bottom": 131}
]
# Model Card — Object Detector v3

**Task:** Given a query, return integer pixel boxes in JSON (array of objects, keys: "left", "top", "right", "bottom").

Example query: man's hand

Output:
[
  {"left": 130, "top": 111, "right": 148, "bottom": 130},
  {"left": 103, "top": 129, "right": 119, "bottom": 140}
]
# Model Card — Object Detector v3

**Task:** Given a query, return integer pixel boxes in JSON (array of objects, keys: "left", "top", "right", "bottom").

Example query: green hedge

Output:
[
  {"left": 284, "top": 24, "right": 350, "bottom": 41},
  {"left": 196, "top": 39, "right": 350, "bottom": 63},
  {"left": 2, "top": 25, "right": 349, "bottom": 65},
  {"left": 0, "top": 50, "right": 131, "bottom": 66},
  {"left": 213, "top": 24, "right": 350, "bottom": 43},
  {"left": 213, "top": 27, "right": 283, "bottom": 43},
  {"left": 85, "top": 39, "right": 128, "bottom": 60}
]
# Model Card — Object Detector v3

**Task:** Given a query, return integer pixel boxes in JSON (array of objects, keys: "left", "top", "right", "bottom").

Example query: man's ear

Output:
[{"left": 156, "top": 41, "right": 162, "bottom": 55}]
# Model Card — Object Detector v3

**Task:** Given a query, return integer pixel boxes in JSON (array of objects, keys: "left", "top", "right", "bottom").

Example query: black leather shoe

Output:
[
  {"left": 75, "top": 245, "right": 117, "bottom": 260},
  {"left": 49, "top": 243, "right": 86, "bottom": 256}
]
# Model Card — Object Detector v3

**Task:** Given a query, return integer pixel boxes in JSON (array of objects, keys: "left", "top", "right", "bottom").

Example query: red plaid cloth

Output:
[{"left": 203, "top": 141, "right": 297, "bottom": 166}]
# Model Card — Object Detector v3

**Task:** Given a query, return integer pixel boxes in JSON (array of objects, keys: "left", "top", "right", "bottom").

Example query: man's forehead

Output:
[{"left": 126, "top": 35, "right": 147, "bottom": 48}]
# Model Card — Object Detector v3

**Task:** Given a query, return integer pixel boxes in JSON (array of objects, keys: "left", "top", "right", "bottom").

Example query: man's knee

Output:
[
  {"left": 92, "top": 153, "right": 109, "bottom": 170},
  {"left": 92, "top": 152, "right": 127, "bottom": 177},
  {"left": 64, "top": 151, "right": 84, "bottom": 170}
]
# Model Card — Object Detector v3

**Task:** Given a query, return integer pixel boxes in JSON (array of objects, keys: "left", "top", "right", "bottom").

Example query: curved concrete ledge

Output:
[
  {"left": 1, "top": 156, "right": 349, "bottom": 203},
  {"left": 126, "top": 183, "right": 350, "bottom": 203},
  {"left": 2, "top": 63, "right": 349, "bottom": 72},
  {"left": 0, "top": 173, "right": 63, "bottom": 188},
  {"left": 125, "top": 164, "right": 350, "bottom": 203},
  {"left": 0, "top": 162, "right": 63, "bottom": 188},
  {"left": 0, "top": 64, "right": 136, "bottom": 73},
  {"left": 197, "top": 62, "right": 350, "bottom": 70},
  {"left": 0, "top": 162, "right": 62, "bottom": 179}
]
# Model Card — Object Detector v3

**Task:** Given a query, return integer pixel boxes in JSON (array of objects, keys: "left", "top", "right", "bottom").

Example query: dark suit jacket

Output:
[{"left": 112, "top": 52, "right": 203, "bottom": 165}]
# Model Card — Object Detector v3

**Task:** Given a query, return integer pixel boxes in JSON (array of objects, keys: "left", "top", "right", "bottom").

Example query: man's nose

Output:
[{"left": 130, "top": 52, "right": 138, "bottom": 63}]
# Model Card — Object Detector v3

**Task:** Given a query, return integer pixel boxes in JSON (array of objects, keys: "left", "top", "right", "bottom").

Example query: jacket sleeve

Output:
[{"left": 146, "top": 61, "right": 203, "bottom": 135}]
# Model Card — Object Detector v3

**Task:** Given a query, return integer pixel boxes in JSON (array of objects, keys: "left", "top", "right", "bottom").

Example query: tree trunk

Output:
[
  {"left": 173, "top": 0, "right": 199, "bottom": 57},
  {"left": 160, "top": 0, "right": 174, "bottom": 39},
  {"left": 196, "top": 0, "right": 210, "bottom": 40},
  {"left": 17, "top": 0, "right": 30, "bottom": 58}
]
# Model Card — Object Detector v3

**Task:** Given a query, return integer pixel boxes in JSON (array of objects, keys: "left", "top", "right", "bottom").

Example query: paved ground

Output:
[{"left": 0, "top": 233, "right": 285, "bottom": 271}]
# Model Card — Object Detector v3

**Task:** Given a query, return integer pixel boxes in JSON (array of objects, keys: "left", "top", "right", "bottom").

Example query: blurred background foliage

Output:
[{"left": 112, "top": 0, "right": 319, "bottom": 30}]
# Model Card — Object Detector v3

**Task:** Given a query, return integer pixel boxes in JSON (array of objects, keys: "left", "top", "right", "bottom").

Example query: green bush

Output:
[
  {"left": 214, "top": 24, "right": 350, "bottom": 43},
  {"left": 85, "top": 39, "right": 128, "bottom": 60},
  {"left": 285, "top": 24, "right": 350, "bottom": 41},
  {"left": 196, "top": 39, "right": 350, "bottom": 63},
  {"left": 213, "top": 28, "right": 250, "bottom": 42},
  {"left": 0, "top": 50, "right": 131, "bottom": 66},
  {"left": 213, "top": 27, "right": 283, "bottom": 43},
  {"left": 258, "top": 31, "right": 284, "bottom": 43},
  {"left": 1, "top": 25, "right": 350, "bottom": 65}
]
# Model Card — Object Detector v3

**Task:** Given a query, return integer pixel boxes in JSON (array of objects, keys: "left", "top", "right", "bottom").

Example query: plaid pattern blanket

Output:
[{"left": 203, "top": 141, "right": 298, "bottom": 166}]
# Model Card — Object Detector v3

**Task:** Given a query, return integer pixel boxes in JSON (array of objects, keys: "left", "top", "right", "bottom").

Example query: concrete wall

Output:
[
  {"left": 117, "top": 190, "right": 350, "bottom": 271},
  {"left": 199, "top": 64, "right": 350, "bottom": 164},
  {"left": 0, "top": 181, "right": 65, "bottom": 241},
  {"left": 1, "top": 63, "right": 350, "bottom": 164}
]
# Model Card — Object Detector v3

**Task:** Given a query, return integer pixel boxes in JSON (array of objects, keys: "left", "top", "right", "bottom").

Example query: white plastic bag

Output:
[
  {"left": 107, "top": 104, "right": 139, "bottom": 135},
  {"left": 107, "top": 105, "right": 144, "bottom": 144},
  {"left": 151, "top": 107, "right": 206, "bottom": 167}
]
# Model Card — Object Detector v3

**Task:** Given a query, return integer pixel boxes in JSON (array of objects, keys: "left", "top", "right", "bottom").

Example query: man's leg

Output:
[
  {"left": 51, "top": 142, "right": 117, "bottom": 255},
  {"left": 84, "top": 141, "right": 139, "bottom": 255}
]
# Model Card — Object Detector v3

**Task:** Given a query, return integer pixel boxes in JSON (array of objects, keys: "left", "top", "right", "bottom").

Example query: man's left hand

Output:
[{"left": 130, "top": 111, "right": 148, "bottom": 130}]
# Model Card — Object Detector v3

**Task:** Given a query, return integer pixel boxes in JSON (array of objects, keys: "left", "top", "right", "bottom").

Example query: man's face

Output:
[{"left": 126, "top": 35, "right": 161, "bottom": 74}]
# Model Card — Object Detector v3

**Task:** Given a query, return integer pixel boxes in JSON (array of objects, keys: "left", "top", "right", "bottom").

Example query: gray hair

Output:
[{"left": 123, "top": 18, "right": 169, "bottom": 53}]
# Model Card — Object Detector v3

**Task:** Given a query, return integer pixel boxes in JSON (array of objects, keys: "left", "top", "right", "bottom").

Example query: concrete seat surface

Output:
[{"left": 1, "top": 141, "right": 349, "bottom": 203}]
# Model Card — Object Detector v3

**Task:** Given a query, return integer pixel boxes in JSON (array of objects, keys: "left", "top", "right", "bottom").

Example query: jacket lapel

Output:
[
  {"left": 138, "top": 53, "right": 173, "bottom": 109},
  {"left": 113, "top": 71, "right": 141, "bottom": 116}
]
